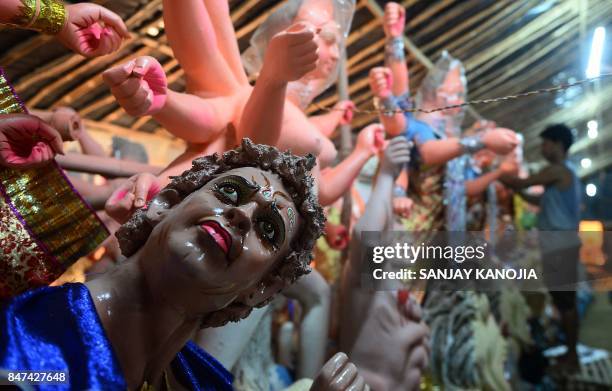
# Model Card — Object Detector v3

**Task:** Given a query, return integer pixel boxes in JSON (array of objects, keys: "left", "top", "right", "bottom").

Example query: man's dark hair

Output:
[{"left": 540, "top": 124, "right": 574, "bottom": 152}]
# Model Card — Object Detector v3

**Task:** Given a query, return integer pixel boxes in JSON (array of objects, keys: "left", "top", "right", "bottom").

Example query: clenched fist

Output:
[
  {"left": 356, "top": 124, "right": 386, "bottom": 157},
  {"left": 334, "top": 100, "right": 356, "bottom": 125},
  {"left": 105, "top": 172, "right": 161, "bottom": 224},
  {"left": 0, "top": 114, "right": 64, "bottom": 169},
  {"left": 103, "top": 56, "right": 168, "bottom": 117},
  {"left": 383, "top": 2, "right": 406, "bottom": 38},
  {"left": 369, "top": 67, "right": 393, "bottom": 99},
  {"left": 481, "top": 128, "right": 519, "bottom": 155},
  {"left": 57, "top": 3, "right": 130, "bottom": 57},
  {"left": 260, "top": 23, "right": 318, "bottom": 84}
]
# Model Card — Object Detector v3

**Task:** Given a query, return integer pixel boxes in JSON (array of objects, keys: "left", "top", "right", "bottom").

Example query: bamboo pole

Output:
[{"left": 338, "top": 48, "right": 354, "bottom": 233}]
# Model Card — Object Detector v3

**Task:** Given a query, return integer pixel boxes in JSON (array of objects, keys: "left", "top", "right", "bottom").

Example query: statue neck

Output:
[{"left": 85, "top": 257, "right": 203, "bottom": 389}]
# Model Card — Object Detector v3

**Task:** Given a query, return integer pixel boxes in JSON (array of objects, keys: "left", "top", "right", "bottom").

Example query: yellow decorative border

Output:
[{"left": 0, "top": 69, "right": 108, "bottom": 269}]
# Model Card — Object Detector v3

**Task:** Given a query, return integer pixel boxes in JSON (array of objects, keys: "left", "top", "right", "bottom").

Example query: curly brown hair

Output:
[{"left": 115, "top": 139, "right": 326, "bottom": 326}]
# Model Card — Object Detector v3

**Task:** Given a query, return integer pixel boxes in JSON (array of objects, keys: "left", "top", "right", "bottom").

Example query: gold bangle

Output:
[
  {"left": 8, "top": 0, "right": 37, "bottom": 29},
  {"left": 29, "top": 0, "right": 66, "bottom": 35}
]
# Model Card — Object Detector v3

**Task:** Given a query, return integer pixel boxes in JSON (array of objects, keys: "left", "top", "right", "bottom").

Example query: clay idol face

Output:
[
  {"left": 436, "top": 67, "right": 465, "bottom": 115},
  {"left": 295, "top": 2, "right": 341, "bottom": 80},
  {"left": 147, "top": 167, "right": 301, "bottom": 301}
]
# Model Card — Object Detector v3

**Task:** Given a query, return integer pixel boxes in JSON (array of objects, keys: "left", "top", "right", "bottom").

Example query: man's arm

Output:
[{"left": 501, "top": 165, "right": 562, "bottom": 190}]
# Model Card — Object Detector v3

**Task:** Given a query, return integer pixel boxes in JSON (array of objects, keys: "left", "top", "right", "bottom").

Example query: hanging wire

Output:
[{"left": 312, "top": 73, "right": 612, "bottom": 115}]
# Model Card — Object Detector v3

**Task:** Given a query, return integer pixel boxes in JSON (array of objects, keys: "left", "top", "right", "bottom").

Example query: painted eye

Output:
[
  {"left": 258, "top": 219, "right": 277, "bottom": 242},
  {"left": 219, "top": 184, "right": 239, "bottom": 204}
]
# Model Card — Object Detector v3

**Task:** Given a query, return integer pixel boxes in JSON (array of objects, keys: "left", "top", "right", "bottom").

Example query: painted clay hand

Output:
[
  {"left": 260, "top": 23, "right": 317, "bottom": 84},
  {"left": 393, "top": 196, "right": 413, "bottom": 218},
  {"left": 57, "top": 3, "right": 130, "bottom": 57},
  {"left": 103, "top": 56, "right": 168, "bottom": 117},
  {"left": 481, "top": 128, "right": 519, "bottom": 155},
  {"left": 349, "top": 292, "right": 429, "bottom": 391},
  {"left": 334, "top": 100, "right": 355, "bottom": 125},
  {"left": 310, "top": 352, "right": 369, "bottom": 391},
  {"left": 355, "top": 124, "right": 385, "bottom": 157},
  {"left": 379, "top": 136, "right": 411, "bottom": 178},
  {"left": 383, "top": 2, "right": 406, "bottom": 38},
  {"left": 105, "top": 172, "right": 161, "bottom": 224},
  {"left": 325, "top": 222, "right": 349, "bottom": 250},
  {"left": 47, "top": 107, "right": 84, "bottom": 142},
  {"left": 0, "top": 114, "right": 64, "bottom": 169},
  {"left": 368, "top": 67, "right": 393, "bottom": 99}
]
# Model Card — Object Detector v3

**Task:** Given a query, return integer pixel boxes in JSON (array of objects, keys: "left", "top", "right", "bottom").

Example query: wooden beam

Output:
[{"left": 464, "top": 1, "right": 575, "bottom": 73}]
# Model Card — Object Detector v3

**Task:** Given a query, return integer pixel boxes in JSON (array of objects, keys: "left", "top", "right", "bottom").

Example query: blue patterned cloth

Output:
[
  {"left": 0, "top": 283, "right": 233, "bottom": 390},
  {"left": 402, "top": 111, "right": 477, "bottom": 232}
]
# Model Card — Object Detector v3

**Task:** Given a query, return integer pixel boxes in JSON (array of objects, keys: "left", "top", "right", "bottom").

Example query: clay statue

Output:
[
  {"left": 0, "top": 139, "right": 326, "bottom": 389},
  {"left": 0, "top": 0, "right": 129, "bottom": 57},
  {"left": 103, "top": 0, "right": 381, "bottom": 211},
  {"left": 0, "top": 113, "right": 64, "bottom": 168},
  {"left": 340, "top": 137, "right": 430, "bottom": 391}
]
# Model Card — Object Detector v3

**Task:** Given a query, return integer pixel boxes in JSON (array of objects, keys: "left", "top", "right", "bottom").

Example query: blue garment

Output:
[
  {"left": 403, "top": 112, "right": 438, "bottom": 147},
  {"left": 0, "top": 283, "right": 233, "bottom": 390},
  {"left": 403, "top": 112, "right": 475, "bottom": 232},
  {"left": 537, "top": 161, "right": 581, "bottom": 231},
  {"left": 537, "top": 161, "right": 582, "bottom": 254},
  {"left": 402, "top": 112, "right": 439, "bottom": 173}
]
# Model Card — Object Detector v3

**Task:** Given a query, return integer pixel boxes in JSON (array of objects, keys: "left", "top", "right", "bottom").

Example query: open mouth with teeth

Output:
[{"left": 200, "top": 220, "right": 232, "bottom": 256}]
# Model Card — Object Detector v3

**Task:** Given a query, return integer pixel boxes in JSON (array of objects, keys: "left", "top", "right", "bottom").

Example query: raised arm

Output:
[
  {"left": 237, "top": 24, "right": 318, "bottom": 147},
  {"left": 383, "top": 2, "right": 409, "bottom": 97},
  {"left": 308, "top": 101, "right": 355, "bottom": 138},
  {"left": 103, "top": 57, "right": 230, "bottom": 144},
  {"left": 162, "top": 0, "right": 241, "bottom": 94},
  {"left": 317, "top": 124, "right": 384, "bottom": 206},
  {"left": 369, "top": 67, "right": 406, "bottom": 137},
  {"left": 353, "top": 136, "right": 411, "bottom": 236},
  {"left": 203, "top": 0, "right": 249, "bottom": 86}
]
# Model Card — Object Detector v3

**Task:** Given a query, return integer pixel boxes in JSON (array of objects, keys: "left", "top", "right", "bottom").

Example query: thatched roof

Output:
[{"left": 1, "top": 0, "right": 611, "bottom": 178}]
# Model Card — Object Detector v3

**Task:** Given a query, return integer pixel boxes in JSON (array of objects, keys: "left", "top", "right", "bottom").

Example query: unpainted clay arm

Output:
[
  {"left": 193, "top": 307, "right": 269, "bottom": 370},
  {"left": 317, "top": 149, "right": 372, "bottom": 206},
  {"left": 308, "top": 111, "right": 344, "bottom": 138},
  {"left": 202, "top": 0, "right": 249, "bottom": 86},
  {"left": 237, "top": 25, "right": 318, "bottom": 146},
  {"left": 75, "top": 127, "right": 107, "bottom": 158},
  {"left": 283, "top": 270, "right": 331, "bottom": 379},
  {"left": 153, "top": 90, "right": 229, "bottom": 144},
  {"left": 237, "top": 75, "right": 288, "bottom": 147},
  {"left": 418, "top": 138, "right": 463, "bottom": 165},
  {"left": 162, "top": 0, "right": 241, "bottom": 94}
]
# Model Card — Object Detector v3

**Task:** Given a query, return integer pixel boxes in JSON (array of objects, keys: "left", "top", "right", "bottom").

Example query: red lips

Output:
[{"left": 200, "top": 221, "right": 232, "bottom": 255}]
